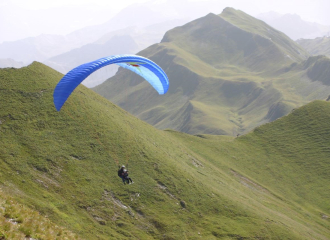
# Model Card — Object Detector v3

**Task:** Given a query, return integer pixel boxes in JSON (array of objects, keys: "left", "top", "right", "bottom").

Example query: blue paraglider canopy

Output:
[{"left": 53, "top": 54, "right": 169, "bottom": 111}]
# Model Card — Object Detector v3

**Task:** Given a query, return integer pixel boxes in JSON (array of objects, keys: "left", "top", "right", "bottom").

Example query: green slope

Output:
[
  {"left": 297, "top": 36, "right": 330, "bottom": 58},
  {"left": 93, "top": 8, "right": 330, "bottom": 136},
  {"left": 168, "top": 100, "right": 330, "bottom": 239},
  {"left": 170, "top": 100, "right": 330, "bottom": 214},
  {"left": 1, "top": 62, "right": 330, "bottom": 239},
  {"left": 220, "top": 8, "right": 309, "bottom": 63},
  {"left": 162, "top": 8, "right": 308, "bottom": 70},
  {"left": 0, "top": 188, "right": 79, "bottom": 239}
]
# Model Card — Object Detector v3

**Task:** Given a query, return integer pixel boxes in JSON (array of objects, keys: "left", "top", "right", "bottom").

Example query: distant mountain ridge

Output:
[
  {"left": 0, "top": 34, "right": 73, "bottom": 64},
  {"left": 0, "top": 4, "right": 188, "bottom": 70},
  {"left": 45, "top": 35, "right": 139, "bottom": 87},
  {"left": 297, "top": 36, "right": 330, "bottom": 58},
  {"left": 43, "top": 19, "right": 188, "bottom": 87},
  {"left": 0, "top": 58, "right": 24, "bottom": 68},
  {"left": 94, "top": 8, "right": 330, "bottom": 136},
  {"left": 257, "top": 12, "right": 330, "bottom": 40}
]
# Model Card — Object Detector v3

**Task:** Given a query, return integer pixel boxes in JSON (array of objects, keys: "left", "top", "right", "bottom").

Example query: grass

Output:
[
  {"left": 167, "top": 101, "right": 330, "bottom": 238},
  {"left": 220, "top": 8, "right": 309, "bottom": 62},
  {"left": 0, "top": 62, "right": 330, "bottom": 239},
  {"left": 0, "top": 188, "right": 79, "bottom": 239}
]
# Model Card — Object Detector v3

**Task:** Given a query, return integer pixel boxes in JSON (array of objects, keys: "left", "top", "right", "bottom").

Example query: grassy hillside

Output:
[
  {"left": 168, "top": 100, "right": 330, "bottom": 238},
  {"left": 297, "top": 36, "right": 330, "bottom": 58},
  {"left": 1, "top": 62, "right": 330, "bottom": 239},
  {"left": 0, "top": 188, "right": 79, "bottom": 239},
  {"left": 170, "top": 100, "right": 330, "bottom": 214},
  {"left": 94, "top": 8, "right": 330, "bottom": 136}
]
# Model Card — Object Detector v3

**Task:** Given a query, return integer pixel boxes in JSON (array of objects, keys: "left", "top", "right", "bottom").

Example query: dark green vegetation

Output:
[
  {"left": 94, "top": 8, "right": 330, "bottom": 136},
  {"left": 297, "top": 36, "right": 330, "bottom": 58},
  {"left": 1, "top": 62, "right": 330, "bottom": 239}
]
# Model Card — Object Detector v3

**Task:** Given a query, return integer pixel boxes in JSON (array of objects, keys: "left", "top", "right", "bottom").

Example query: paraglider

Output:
[
  {"left": 53, "top": 54, "right": 169, "bottom": 186},
  {"left": 118, "top": 165, "right": 133, "bottom": 185},
  {"left": 53, "top": 54, "right": 169, "bottom": 111}
]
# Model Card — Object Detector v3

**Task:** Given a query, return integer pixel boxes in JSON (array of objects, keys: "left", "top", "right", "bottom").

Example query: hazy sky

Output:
[
  {"left": 1, "top": 0, "right": 146, "bottom": 11},
  {"left": 1, "top": 0, "right": 329, "bottom": 43}
]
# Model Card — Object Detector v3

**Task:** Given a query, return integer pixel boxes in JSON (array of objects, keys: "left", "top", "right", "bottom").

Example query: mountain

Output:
[
  {"left": 297, "top": 36, "right": 330, "bottom": 58},
  {"left": 93, "top": 8, "right": 330, "bottom": 136},
  {"left": 0, "top": 35, "right": 64, "bottom": 64},
  {"left": 45, "top": 35, "right": 139, "bottom": 87},
  {"left": 63, "top": 4, "right": 178, "bottom": 48},
  {"left": 257, "top": 12, "right": 330, "bottom": 40},
  {"left": 44, "top": 19, "right": 189, "bottom": 87},
  {"left": 1, "top": 62, "right": 330, "bottom": 239},
  {"left": 95, "top": 19, "right": 189, "bottom": 50},
  {"left": 0, "top": 2, "right": 123, "bottom": 64},
  {"left": 0, "top": 34, "right": 80, "bottom": 64},
  {"left": 160, "top": 9, "right": 308, "bottom": 69},
  {"left": 0, "top": 3, "right": 189, "bottom": 82},
  {"left": 0, "top": 58, "right": 24, "bottom": 68}
]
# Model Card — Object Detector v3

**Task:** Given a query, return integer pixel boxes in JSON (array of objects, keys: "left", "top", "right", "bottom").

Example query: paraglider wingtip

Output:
[{"left": 53, "top": 101, "right": 62, "bottom": 111}]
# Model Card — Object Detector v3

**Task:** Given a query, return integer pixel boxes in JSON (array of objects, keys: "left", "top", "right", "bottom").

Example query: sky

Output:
[
  {"left": 1, "top": 0, "right": 330, "bottom": 43},
  {"left": 1, "top": 0, "right": 147, "bottom": 10}
]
